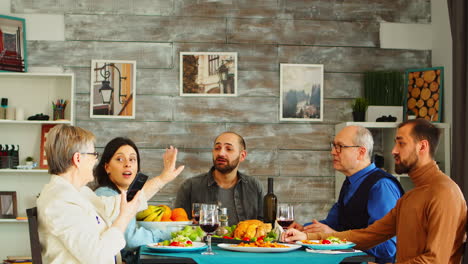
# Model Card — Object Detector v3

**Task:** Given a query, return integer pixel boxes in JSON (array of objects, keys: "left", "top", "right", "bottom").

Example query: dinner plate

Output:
[
  {"left": 296, "top": 240, "right": 356, "bottom": 250},
  {"left": 146, "top": 242, "right": 207, "bottom": 252},
  {"left": 217, "top": 243, "right": 302, "bottom": 253}
]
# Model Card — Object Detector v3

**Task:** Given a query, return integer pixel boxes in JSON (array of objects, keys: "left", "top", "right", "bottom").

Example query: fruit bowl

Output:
[{"left": 137, "top": 221, "right": 192, "bottom": 236}]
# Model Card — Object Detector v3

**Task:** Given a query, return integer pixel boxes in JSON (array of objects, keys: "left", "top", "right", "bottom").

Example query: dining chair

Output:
[
  {"left": 463, "top": 209, "right": 468, "bottom": 264},
  {"left": 26, "top": 207, "right": 43, "bottom": 264}
]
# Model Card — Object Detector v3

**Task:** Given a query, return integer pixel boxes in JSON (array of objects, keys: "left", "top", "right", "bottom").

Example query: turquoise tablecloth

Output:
[{"left": 139, "top": 245, "right": 368, "bottom": 264}]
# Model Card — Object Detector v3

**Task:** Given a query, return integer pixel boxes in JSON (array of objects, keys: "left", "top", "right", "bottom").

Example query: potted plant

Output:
[
  {"left": 351, "top": 98, "right": 368, "bottom": 121},
  {"left": 25, "top": 156, "right": 34, "bottom": 166},
  {"left": 364, "top": 71, "right": 404, "bottom": 122}
]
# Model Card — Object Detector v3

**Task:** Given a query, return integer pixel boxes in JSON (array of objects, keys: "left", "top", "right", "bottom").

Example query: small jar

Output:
[{"left": 216, "top": 208, "right": 229, "bottom": 236}]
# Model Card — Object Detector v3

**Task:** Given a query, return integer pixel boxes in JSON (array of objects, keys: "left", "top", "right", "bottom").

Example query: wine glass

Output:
[
  {"left": 276, "top": 203, "right": 294, "bottom": 230},
  {"left": 192, "top": 203, "right": 201, "bottom": 223},
  {"left": 199, "top": 204, "right": 219, "bottom": 255}
]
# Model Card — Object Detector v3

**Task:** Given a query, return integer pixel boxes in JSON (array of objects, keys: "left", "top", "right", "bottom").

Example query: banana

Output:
[
  {"left": 143, "top": 212, "right": 159, "bottom": 221},
  {"left": 154, "top": 207, "right": 164, "bottom": 221},
  {"left": 143, "top": 208, "right": 163, "bottom": 222},
  {"left": 136, "top": 205, "right": 158, "bottom": 220}
]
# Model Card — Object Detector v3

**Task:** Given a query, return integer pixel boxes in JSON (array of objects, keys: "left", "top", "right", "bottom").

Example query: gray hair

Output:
[{"left": 352, "top": 126, "right": 374, "bottom": 160}]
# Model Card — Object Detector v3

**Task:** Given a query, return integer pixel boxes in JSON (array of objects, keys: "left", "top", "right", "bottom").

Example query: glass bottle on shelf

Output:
[{"left": 216, "top": 207, "right": 229, "bottom": 236}]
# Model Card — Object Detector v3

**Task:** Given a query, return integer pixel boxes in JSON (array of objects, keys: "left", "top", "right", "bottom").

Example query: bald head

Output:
[
  {"left": 214, "top": 132, "right": 246, "bottom": 150},
  {"left": 338, "top": 126, "right": 374, "bottom": 160}
]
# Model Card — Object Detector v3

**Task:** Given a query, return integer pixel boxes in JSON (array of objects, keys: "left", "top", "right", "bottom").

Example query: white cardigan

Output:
[{"left": 37, "top": 175, "right": 146, "bottom": 264}]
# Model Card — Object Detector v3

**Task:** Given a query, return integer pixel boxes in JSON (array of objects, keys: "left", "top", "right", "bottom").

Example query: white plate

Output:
[
  {"left": 217, "top": 243, "right": 302, "bottom": 253},
  {"left": 146, "top": 242, "right": 207, "bottom": 252},
  {"left": 137, "top": 221, "right": 192, "bottom": 231},
  {"left": 296, "top": 240, "right": 356, "bottom": 250}
]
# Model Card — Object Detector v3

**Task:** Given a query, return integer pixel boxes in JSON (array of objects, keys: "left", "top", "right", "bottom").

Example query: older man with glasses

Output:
[{"left": 289, "top": 125, "right": 404, "bottom": 264}]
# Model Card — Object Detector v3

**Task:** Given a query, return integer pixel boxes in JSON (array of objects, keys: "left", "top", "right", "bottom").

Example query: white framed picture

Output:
[
  {"left": 280, "top": 64, "right": 324, "bottom": 122},
  {"left": 90, "top": 60, "right": 136, "bottom": 119},
  {"left": 180, "top": 52, "right": 237, "bottom": 96}
]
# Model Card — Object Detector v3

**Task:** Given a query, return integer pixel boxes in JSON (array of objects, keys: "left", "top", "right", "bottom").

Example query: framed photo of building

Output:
[
  {"left": 0, "top": 15, "right": 27, "bottom": 72},
  {"left": 280, "top": 64, "right": 324, "bottom": 122},
  {"left": 404, "top": 67, "right": 443, "bottom": 122},
  {"left": 0, "top": 191, "right": 17, "bottom": 219},
  {"left": 40, "top": 124, "right": 57, "bottom": 169},
  {"left": 90, "top": 60, "right": 136, "bottom": 119},
  {"left": 180, "top": 52, "right": 237, "bottom": 96}
]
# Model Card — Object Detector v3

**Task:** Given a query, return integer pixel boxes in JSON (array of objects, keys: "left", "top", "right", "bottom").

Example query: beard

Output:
[
  {"left": 213, "top": 156, "right": 240, "bottom": 174},
  {"left": 394, "top": 150, "right": 419, "bottom": 174}
]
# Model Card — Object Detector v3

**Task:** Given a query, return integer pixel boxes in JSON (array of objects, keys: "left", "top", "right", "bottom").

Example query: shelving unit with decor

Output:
[
  {"left": 0, "top": 72, "right": 74, "bottom": 259},
  {"left": 334, "top": 122, "right": 450, "bottom": 200}
]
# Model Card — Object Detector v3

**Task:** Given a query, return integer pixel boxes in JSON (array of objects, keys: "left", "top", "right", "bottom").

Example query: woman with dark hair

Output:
[
  {"left": 95, "top": 137, "right": 141, "bottom": 193},
  {"left": 94, "top": 137, "right": 171, "bottom": 264}
]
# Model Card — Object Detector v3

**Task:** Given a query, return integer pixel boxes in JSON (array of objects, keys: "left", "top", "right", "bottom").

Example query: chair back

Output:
[
  {"left": 464, "top": 210, "right": 468, "bottom": 264},
  {"left": 26, "top": 207, "right": 43, "bottom": 264}
]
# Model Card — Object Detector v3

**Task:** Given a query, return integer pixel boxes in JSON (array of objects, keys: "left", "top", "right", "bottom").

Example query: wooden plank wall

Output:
[{"left": 12, "top": 0, "right": 431, "bottom": 223}]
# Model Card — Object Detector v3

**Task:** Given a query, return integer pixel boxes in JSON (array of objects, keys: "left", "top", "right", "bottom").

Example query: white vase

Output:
[{"left": 366, "top": 106, "right": 403, "bottom": 122}]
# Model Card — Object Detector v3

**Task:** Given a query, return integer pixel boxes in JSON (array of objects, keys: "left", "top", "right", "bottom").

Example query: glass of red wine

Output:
[
  {"left": 199, "top": 204, "right": 219, "bottom": 255},
  {"left": 192, "top": 203, "right": 201, "bottom": 223},
  {"left": 276, "top": 203, "right": 294, "bottom": 230}
]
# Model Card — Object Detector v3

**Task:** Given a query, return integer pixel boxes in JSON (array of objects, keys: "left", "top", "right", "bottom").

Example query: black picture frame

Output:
[{"left": 0, "top": 191, "right": 18, "bottom": 219}]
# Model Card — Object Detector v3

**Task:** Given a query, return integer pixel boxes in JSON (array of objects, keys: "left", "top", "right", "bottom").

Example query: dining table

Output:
[{"left": 137, "top": 244, "right": 375, "bottom": 264}]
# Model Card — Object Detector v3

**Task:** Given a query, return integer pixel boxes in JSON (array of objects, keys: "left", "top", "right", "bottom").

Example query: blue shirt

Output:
[
  {"left": 305, "top": 163, "right": 402, "bottom": 264},
  {"left": 95, "top": 187, "right": 170, "bottom": 264}
]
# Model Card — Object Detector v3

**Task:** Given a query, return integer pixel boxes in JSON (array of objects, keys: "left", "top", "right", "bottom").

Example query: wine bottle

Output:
[{"left": 263, "top": 177, "right": 277, "bottom": 224}]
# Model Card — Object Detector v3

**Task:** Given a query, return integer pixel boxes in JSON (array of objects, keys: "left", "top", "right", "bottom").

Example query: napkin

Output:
[{"left": 305, "top": 248, "right": 362, "bottom": 254}]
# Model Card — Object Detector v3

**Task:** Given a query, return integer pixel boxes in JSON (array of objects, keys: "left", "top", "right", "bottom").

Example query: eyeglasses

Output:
[
  {"left": 330, "top": 142, "right": 361, "bottom": 153},
  {"left": 80, "top": 152, "right": 99, "bottom": 159}
]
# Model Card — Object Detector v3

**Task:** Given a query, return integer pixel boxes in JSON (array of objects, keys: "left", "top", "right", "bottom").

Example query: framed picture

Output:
[
  {"left": 40, "top": 124, "right": 57, "bottom": 169},
  {"left": 0, "top": 14, "right": 27, "bottom": 72},
  {"left": 90, "top": 60, "right": 136, "bottom": 119},
  {"left": 404, "top": 67, "right": 443, "bottom": 122},
  {"left": 280, "top": 64, "right": 324, "bottom": 122},
  {"left": 0, "top": 191, "right": 17, "bottom": 219},
  {"left": 180, "top": 52, "right": 237, "bottom": 96}
]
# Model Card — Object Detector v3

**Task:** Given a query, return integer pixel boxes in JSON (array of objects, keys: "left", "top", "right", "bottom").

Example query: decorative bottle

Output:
[{"left": 263, "top": 177, "right": 277, "bottom": 225}]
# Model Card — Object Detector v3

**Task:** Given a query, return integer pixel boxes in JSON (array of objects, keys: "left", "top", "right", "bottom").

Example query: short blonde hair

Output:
[{"left": 45, "top": 125, "right": 95, "bottom": 175}]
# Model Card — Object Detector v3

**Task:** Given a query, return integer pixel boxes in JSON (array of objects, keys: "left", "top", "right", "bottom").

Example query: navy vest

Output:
[{"left": 336, "top": 170, "right": 404, "bottom": 231}]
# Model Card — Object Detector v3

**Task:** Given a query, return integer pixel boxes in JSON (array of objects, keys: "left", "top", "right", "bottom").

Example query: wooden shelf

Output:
[
  {"left": 0, "top": 219, "right": 28, "bottom": 223},
  {"left": 0, "top": 169, "right": 48, "bottom": 173},
  {"left": 0, "top": 120, "right": 72, "bottom": 124}
]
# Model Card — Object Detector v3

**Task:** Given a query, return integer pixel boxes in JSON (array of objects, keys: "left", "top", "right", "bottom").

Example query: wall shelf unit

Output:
[
  {"left": 334, "top": 122, "right": 450, "bottom": 200},
  {"left": 0, "top": 72, "right": 74, "bottom": 258},
  {"left": 0, "top": 72, "right": 74, "bottom": 165}
]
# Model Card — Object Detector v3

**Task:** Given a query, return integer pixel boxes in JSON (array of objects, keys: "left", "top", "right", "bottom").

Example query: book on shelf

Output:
[{"left": 3, "top": 256, "right": 32, "bottom": 263}]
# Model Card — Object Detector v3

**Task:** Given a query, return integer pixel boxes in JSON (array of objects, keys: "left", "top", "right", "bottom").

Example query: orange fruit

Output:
[
  {"left": 171, "top": 208, "right": 189, "bottom": 221},
  {"left": 159, "top": 205, "right": 172, "bottom": 221},
  {"left": 173, "top": 215, "right": 188, "bottom": 221}
]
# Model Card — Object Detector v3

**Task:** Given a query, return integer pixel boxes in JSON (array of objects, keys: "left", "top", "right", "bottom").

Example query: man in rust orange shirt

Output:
[{"left": 282, "top": 119, "right": 467, "bottom": 264}]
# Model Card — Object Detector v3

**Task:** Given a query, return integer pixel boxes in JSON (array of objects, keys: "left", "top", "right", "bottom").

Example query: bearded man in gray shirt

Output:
[{"left": 174, "top": 132, "right": 264, "bottom": 225}]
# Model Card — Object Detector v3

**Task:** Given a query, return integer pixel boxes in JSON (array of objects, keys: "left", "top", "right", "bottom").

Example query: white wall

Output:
[
  {"left": 380, "top": 0, "right": 452, "bottom": 125},
  {"left": 1, "top": 0, "right": 64, "bottom": 41},
  {"left": 431, "top": 0, "right": 452, "bottom": 124}
]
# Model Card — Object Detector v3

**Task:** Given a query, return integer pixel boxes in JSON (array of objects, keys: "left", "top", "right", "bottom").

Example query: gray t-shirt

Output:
[
  {"left": 174, "top": 167, "right": 265, "bottom": 225},
  {"left": 218, "top": 186, "right": 239, "bottom": 226}
]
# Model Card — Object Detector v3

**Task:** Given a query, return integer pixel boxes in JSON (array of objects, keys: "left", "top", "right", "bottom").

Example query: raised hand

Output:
[
  {"left": 112, "top": 190, "right": 142, "bottom": 233},
  {"left": 159, "top": 146, "right": 185, "bottom": 185}
]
